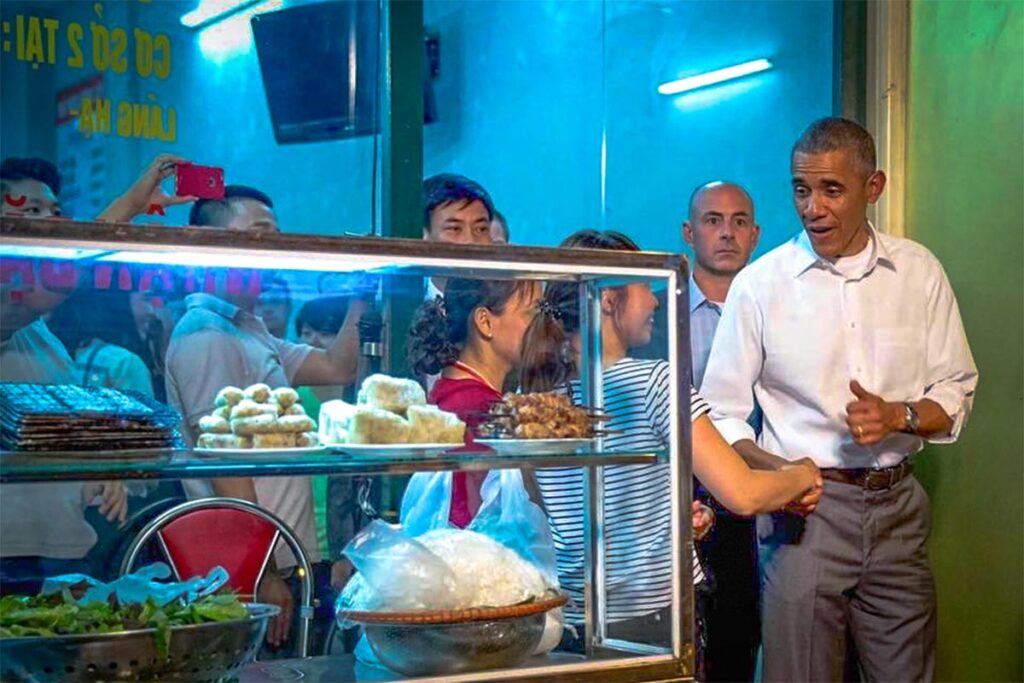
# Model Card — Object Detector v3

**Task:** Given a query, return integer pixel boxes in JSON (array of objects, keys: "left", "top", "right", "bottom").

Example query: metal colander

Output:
[{"left": 0, "top": 603, "right": 278, "bottom": 683}]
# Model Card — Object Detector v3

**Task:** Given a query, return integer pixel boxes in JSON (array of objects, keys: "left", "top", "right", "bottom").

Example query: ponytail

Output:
[
  {"left": 406, "top": 297, "right": 460, "bottom": 377},
  {"left": 520, "top": 282, "right": 578, "bottom": 393},
  {"left": 520, "top": 229, "right": 642, "bottom": 392}
]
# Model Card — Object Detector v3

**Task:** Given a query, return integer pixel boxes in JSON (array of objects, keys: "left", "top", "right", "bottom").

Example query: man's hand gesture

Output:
[{"left": 846, "top": 380, "right": 905, "bottom": 445}]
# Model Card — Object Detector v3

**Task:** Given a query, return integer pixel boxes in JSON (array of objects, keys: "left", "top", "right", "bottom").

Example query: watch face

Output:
[{"left": 905, "top": 403, "right": 919, "bottom": 432}]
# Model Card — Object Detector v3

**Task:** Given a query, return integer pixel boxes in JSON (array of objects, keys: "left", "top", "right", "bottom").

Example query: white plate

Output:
[
  {"left": 474, "top": 438, "right": 595, "bottom": 456},
  {"left": 193, "top": 446, "right": 328, "bottom": 458},
  {"left": 327, "top": 443, "right": 463, "bottom": 458}
]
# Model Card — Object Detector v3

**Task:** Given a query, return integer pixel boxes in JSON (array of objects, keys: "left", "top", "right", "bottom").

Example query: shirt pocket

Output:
[{"left": 872, "top": 328, "right": 925, "bottom": 398}]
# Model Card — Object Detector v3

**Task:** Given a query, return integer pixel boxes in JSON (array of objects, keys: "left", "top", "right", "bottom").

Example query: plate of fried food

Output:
[
  {"left": 319, "top": 375, "right": 466, "bottom": 457},
  {"left": 194, "top": 384, "right": 325, "bottom": 457},
  {"left": 473, "top": 392, "right": 609, "bottom": 456}
]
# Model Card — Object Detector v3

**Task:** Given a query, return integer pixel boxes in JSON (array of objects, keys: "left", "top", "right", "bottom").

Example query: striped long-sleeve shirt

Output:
[{"left": 535, "top": 358, "right": 709, "bottom": 623}]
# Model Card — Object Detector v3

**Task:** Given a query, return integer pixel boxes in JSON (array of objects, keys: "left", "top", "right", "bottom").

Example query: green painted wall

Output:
[{"left": 907, "top": 2, "right": 1024, "bottom": 681}]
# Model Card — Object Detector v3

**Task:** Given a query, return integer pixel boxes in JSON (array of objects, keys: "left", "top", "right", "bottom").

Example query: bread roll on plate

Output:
[
  {"left": 357, "top": 374, "right": 425, "bottom": 416},
  {"left": 407, "top": 404, "right": 466, "bottom": 444},
  {"left": 215, "top": 386, "right": 244, "bottom": 407},
  {"left": 231, "top": 400, "right": 278, "bottom": 420},
  {"left": 198, "top": 433, "right": 243, "bottom": 449},
  {"left": 243, "top": 383, "right": 272, "bottom": 403},
  {"left": 278, "top": 414, "right": 316, "bottom": 433},
  {"left": 231, "top": 413, "right": 278, "bottom": 435},
  {"left": 296, "top": 432, "right": 319, "bottom": 448},
  {"left": 272, "top": 387, "right": 299, "bottom": 408},
  {"left": 199, "top": 415, "right": 231, "bottom": 434},
  {"left": 319, "top": 400, "right": 358, "bottom": 444},
  {"left": 348, "top": 406, "right": 410, "bottom": 444},
  {"left": 253, "top": 433, "right": 298, "bottom": 449}
]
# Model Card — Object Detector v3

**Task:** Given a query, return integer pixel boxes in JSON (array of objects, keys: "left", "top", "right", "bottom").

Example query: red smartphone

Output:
[{"left": 175, "top": 163, "right": 225, "bottom": 199}]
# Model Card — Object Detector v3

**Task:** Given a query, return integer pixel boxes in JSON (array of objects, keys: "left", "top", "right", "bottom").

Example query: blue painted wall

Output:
[{"left": 423, "top": 0, "right": 834, "bottom": 254}]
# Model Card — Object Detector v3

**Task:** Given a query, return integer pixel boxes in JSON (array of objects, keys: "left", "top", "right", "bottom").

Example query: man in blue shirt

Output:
[{"left": 683, "top": 181, "right": 761, "bottom": 682}]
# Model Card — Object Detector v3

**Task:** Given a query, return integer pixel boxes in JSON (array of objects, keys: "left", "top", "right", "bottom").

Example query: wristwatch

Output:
[{"left": 903, "top": 402, "right": 920, "bottom": 434}]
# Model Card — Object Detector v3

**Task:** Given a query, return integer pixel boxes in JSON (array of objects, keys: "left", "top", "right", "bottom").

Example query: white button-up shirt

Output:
[{"left": 701, "top": 225, "right": 977, "bottom": 469}]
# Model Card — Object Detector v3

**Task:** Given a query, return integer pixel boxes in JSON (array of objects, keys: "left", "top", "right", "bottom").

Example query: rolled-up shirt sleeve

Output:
[
  {"left": 920, "top": 261, "right": 978, "bottom": 443},
  {"left": 274, "top": 337, "right": 314, "bottom": 385},
  {"left": 699, "top": 272, "right": 763, "bottom": 446}
]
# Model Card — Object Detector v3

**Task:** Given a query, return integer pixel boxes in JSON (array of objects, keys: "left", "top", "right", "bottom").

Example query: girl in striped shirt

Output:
[{"left": 521, "top": 230, "right": 821, "bottom": 651}]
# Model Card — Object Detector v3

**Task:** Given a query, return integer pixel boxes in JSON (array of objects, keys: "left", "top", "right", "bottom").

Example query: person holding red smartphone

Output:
[{"left": 99, "top": 154, "right": 199, "bottom": 222}]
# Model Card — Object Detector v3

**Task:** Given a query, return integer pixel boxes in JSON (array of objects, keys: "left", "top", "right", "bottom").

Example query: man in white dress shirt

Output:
[{"left": 700, "top": 118, "right": 977, "bottom": 682}]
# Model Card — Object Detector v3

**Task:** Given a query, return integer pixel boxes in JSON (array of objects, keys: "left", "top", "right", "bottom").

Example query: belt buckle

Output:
[{"left": 864, "top": 468, "right": 894, "bottom": 491}]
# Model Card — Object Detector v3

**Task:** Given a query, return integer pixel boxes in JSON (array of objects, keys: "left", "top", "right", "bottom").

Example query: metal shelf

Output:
[
  {"left": 237, "top": 651, "right": 685, "bottom": 683},
  {"left": 0, "top": 448, "right": 666, "bottom": 483}
]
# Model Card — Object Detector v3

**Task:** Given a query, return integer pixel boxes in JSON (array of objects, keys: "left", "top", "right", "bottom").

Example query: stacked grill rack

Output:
[{"left": 0, "top": 384, "right": 182, "bottom": 452}]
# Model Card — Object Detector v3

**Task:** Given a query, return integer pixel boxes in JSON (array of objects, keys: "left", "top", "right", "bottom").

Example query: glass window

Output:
[
  {"left": 420, "top": 0, "right": 835, "bottom": 254},
  {"left": 1, "top": 0, "right": 385, "bottom": 235}
]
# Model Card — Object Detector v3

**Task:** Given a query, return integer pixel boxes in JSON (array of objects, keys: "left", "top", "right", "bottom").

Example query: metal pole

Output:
[
  {"left": 580, "top": 279, "right": 606, "bottom": 654},
  {"left": 668, "top": 262, "right": 696, "bottom": 673}
]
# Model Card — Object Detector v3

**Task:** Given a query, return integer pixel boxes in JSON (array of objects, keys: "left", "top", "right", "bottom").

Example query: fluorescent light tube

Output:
[
  {"left": 0, "top": 246, "right": 106, "bottom": 260},
  {"left": 181, "top": 0, "right": 262, "bottom": 29},
  {"left": 657, "top": 58, "right": 772, "bottom": 96},
  {"left": 94, "top": 250, "right": 375, "bottom": 272}
]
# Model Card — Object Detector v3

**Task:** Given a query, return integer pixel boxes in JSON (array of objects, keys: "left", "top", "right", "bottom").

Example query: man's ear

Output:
[
  {"left": 866, "top": 170, "right": 887, "bottom": 204},
  {"left": 682, "top": 220, "right": 694, "bottom": 247}
]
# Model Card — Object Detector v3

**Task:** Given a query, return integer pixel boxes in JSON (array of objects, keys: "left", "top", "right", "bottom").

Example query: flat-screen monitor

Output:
[{"left": 251, "top": 1, "right": 436, "bottom": 145}]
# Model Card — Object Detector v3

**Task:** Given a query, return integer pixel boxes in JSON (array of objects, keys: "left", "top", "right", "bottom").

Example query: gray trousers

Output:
[{"left": 758, "top": 475, "right": 936, "bottom": 682}]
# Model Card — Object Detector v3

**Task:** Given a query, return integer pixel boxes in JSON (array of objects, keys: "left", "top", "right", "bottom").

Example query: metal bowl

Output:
[
  {"left": 341, "top": 594, "right": 567, "bottom": 677},
  {"left": 363, "top": 611, "right": 547, "bottom": 677},
  {"left": 0, "top": 603, "right": 278, "bottom": 683}
]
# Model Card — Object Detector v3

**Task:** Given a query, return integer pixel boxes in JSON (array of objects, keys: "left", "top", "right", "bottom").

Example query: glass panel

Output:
[
  {"left": 0, "top": 228, "right": 681, "bottom": 671},
  {"left": 0, "top": 0, "right": 384, "bottom": 235},
  {"left": 0, "top": 449, "right": 666, "bottom": 483}
]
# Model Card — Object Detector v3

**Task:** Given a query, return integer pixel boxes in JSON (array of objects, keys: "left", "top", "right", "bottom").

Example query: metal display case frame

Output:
[{"left": 0, "top": 216, "right": 696, "bottom": 682}]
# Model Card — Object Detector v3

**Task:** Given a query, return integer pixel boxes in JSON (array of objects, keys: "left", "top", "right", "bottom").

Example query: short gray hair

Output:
[{"left": 792, "top": 117, "right": 876, "bottom": 176}]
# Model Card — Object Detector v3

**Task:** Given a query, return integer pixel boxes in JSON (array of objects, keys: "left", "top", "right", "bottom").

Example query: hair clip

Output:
[{"left": 536, "top": 298, "right": 564, "bottom": 320}]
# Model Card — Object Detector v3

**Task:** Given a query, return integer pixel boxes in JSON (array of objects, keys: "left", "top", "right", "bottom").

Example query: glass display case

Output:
[{"left": 0, "top": 215, "right": 696, "bottom": 682}]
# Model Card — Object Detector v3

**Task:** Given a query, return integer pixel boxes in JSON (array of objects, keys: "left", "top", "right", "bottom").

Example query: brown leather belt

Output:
[{"left": 820, "top": 461, "right": 912, "bottom": 491}]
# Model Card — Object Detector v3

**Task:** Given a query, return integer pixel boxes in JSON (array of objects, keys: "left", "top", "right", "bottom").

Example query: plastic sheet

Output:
[{"left": 40, "top": 563, "right": 228, "bottom": 607}]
